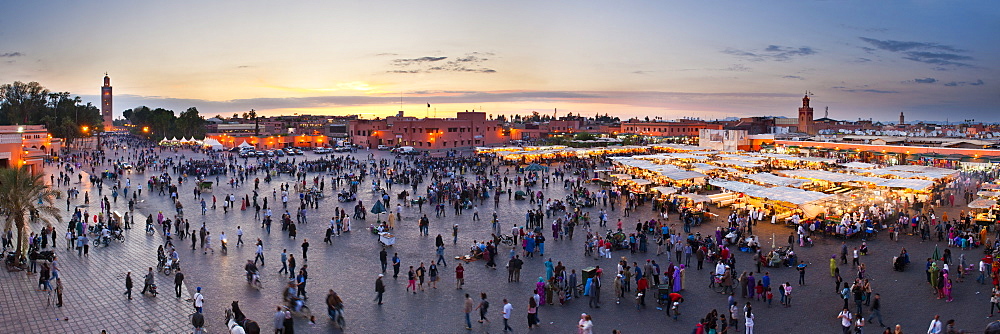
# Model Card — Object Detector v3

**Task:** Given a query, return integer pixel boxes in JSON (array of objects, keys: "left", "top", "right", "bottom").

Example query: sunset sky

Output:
[{"left": 2, "top": 1, "right": 998, "bottom": 122}]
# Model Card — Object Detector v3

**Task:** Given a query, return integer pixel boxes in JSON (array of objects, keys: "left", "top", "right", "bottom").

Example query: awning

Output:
[
  {"left": 841, "top": 162, "right": 877, "bottom": 169},
  {"left": 653, "top": 186, "right": 677, "bottom": 195},
  {"left": 709, "top": 179, "right": 765, "bottom": 193},
  {"left": 875, "top": 178, "right": 934, "bottom": 191},
  {"left": 969, "top": 198, "right": 997, "bottom": 209},
  {"left": 743, "top": 173, "right": 809, "bottom": 187}
]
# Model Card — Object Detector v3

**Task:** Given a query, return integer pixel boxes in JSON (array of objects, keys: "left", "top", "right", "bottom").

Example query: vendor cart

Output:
[
  {"left": 378, "top": 232, "right": 396, "bottom": 247},
  {"left": 198, "top": 181, "right": 213, "bottom": 192}
]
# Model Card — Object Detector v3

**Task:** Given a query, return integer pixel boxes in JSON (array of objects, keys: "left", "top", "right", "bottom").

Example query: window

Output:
[
  {"left": 448, "top": 127, "right": 457, "bottom": 132},
  {"left": 443, "top": 142, "right": 448, "bottom": 147}
]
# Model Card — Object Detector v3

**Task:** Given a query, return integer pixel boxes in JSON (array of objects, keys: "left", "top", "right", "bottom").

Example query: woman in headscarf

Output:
[
  {"left": 536, "top": 277, "right": 546, "bottom": 305},
  {"left": 673, "top": 264, "right": 685, "bottom": 292}
]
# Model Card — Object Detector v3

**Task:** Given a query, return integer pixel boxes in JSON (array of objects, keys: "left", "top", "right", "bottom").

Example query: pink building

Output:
[{"left": 349, "top": 111, "right": 507, "bottom": 149}]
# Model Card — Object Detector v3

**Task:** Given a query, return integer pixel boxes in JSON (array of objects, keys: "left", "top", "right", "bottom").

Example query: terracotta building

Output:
[
  {"left": 618, "top": 120, "right": 723, "bottom": 137},
  {"left": 348, "top": 111, "right": 506, "bottom": 149},
  {"left": 797, "top": 94, "right": 815, "bottom": 135},
  {"left": 101, "top": 74, "right": 114, "bottom": 131}
]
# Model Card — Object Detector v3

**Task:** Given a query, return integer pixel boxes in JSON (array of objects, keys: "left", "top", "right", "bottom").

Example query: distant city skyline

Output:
[{"left": 2, "top": 1, "right": 998, "bottom": 122}]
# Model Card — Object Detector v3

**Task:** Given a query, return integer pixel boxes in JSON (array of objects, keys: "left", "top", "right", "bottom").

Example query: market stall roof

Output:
[
  {"left": 760, "top": 153, "right": 836, "bottom": 164},
  {"left": 658, "top": 170, "right": 708, "bottom": 181},
  {"left": 841, "top": 162, "right": 877, "bottom": 169},
  {"left": 881, "top": 165, "right": 960, "bottom": 179},
  {"left": 745, "top": 186, "right": 834, "bottom": 205},
  {"left": 524, "top": 163, "right": 548, "bottom": 172},
  {"left": 627, "top": 179, "right": 652, "bottom": 186},
  {"left": 717, "top": 154, "right": 768, "bottom": 162},
  {"left": 709, "top": 179, "right": 766, "bottom": 193},
  {"left": 714, "top": 160, "right": 762, "bottom": 169},
  {"left": 978, "top": 191, "right": 1000, "bottom": 198},
  {"left": 875, "top": 178, "right": 934, "bottom": 191},
  {"left": 983, "top": 183, "right": 1000, "bottom": 190},
  {"left": 689, "top": 151, "right": 719, "bottom": 155},
  {"left": 969, "top": 198, "right": 997, "bottom": 209},
  {"left": 610, "top": 174, "right": 633, "bottom": 180},
  {"left": 653, "top": 186, "right": 677, "bottom": 195},
  {"left": 237, "top": 141, "right": 254, "bottom": 148},
  {"left": 778, "top": 170, "right": 881, "bottom": 183},
  {"left": 677, "top": 193, "right": 712, "bottom": 203},
  {"left": 691, "top": 163, "right": 738, "bottom": 174},
  {"left": 743, "top": 173, "right": 809, "bottom": 187}
]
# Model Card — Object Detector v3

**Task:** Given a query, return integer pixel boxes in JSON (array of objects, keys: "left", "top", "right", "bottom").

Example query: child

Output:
[
  {"left": 765, "top": 287, "right": 773, "bottom": 307},
  {"left": 754, "top": 282, "right": 764, "bottom": 301}
]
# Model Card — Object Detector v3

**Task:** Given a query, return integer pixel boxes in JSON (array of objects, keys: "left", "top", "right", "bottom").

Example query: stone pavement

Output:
[
  {"left": 1, "top": 145, "right": 996, "bottom": 333},
  {"left": 0, "top": 209, "right": 195, "bottom": 333}
]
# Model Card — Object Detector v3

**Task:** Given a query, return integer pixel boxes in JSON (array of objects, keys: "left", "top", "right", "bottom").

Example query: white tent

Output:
[
  {"left": 171, "top": 137, "right": 179, "bottom": 142},
  {"left": 202, "top": 138, "right": 225, "bottom": 151},
  {"left": 237, "top": 141, "right": 255, "bottom": 149}
]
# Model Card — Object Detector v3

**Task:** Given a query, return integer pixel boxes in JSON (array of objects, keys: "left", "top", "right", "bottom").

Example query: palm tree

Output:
[{"left": 0, "top": 166, "right": 61, "bottom": 256}]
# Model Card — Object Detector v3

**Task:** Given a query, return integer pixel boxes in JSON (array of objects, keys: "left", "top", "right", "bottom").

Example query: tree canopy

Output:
[
  {"left": 123, "top": 106, "right": 206, "bottom": 139},
  {"left": 0, "top": 81, "right": 104, "bottom": 143}
]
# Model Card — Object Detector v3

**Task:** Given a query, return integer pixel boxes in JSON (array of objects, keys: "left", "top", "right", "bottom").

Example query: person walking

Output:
[
  {"left": 589, "top": 276, "right": 602, "bottom": 308},
  {"left": 456, "top": 263, "right": 466, "bottom": 289},
  {"left": 502, "top": 299, "right": 513, "bottom": 332},
  {"left": 124, "top": 271, "right": 133, "bottom": 300},
  {"left": 301, "top": 239, "right": 310, "bottom": 261},
  {"left": 392, "top": 253, "right": 401, "bottom": 279},
  {"left": 745, "top": 304, "right": 755, "bottom": 334},
  {"left": 140, "top": 267, "right": 154, "bottom": 296},
  {"left": 476, "top": 293, "right": 490, "bottom": 324},
  {"left": 254, "top": 240, "right": 265, "bottom": 266},
  {"left": 868, "top": 293, "right": 885, "bottom": 327},
  {"left": 287, "top": 254, "right": 297, "bottom": 280},
  {"left": 437, "top": 245, "right": 447, "bottom": 267},
  {"left": 374, "top": 274, "right": 385, "bottom": 305},
  {"left": 193, "top": 287, "right": 204, "bottom": 313},
  {"left": 463, "top": 293, "right": 474, "bottom": 330},
  {"left": 174, "top": 268, "right": 185, "bottom": 298},
  {"left": 379, "top": 248, "right": 388, "bottom": 273},
  {"left": 273, "top": 306, "right": 286, "bottom": 334},
  {"left": 279, "top": 249, "right": 288, "bottom": 275},
  {"left": 838, "top": 308, "right": 853, "bottom": 334},
  {"left": 927, "top": 315, "right": 942, "bottom": 334}
]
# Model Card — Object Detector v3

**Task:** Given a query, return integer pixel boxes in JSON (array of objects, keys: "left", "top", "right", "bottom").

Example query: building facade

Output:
[{"left": 0, "top": 125, "right": 61, "bottom": 175}]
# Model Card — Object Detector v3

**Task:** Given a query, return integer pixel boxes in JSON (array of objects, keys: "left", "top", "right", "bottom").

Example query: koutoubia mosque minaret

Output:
[
  {"left": 101, "top": 73, "right": 113, "bottom": 131},
  {"left": 797, "top": 92, "right": 816, "bottom": 135}
]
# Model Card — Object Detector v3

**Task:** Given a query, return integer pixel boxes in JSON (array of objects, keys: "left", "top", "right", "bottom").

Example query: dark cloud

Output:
[
  {"left": 944, "top": 79, "right": 985, "bottom": 87},
  {"left": 858, "top": 37, "right": 962, "bottom": 52},
  {"left": 0, "top": 52, "right": 23, "bottom": 57},
  {"left": 901, "top": 51, "right": 973, "bottom": 67},
  {"left": 375, "top": 53, "right": 399, "bottom": 56},
  {"left": 236, "top": 65, "right": 253, "bottom": 69},
  {"left": 722, "top": 64, "right": 751, "bottom": 72},
  {"left": 858, "top": 37, "right": 973, "bottom": 67},
  {"left": 782, "top": 75, "right": 804, "bottom": 80},
  {"left": 913, "top": 78, "right": 937, "bottom": 84},
  {"left": 722, "top": 45, "right": 816, "bottom": 62},
  {"left": 842, "top": 89, "right": 898, "bottom": 94},
  {"left": 840, "top": 24, "right": 889, "bottom": 33},
  {"left": 852, "top": 58, "right": 872, "bottom": 63},
  {"left": 388, "top": 52, "right": 496, "bottom": 74},
  {"left": 391, "top": 56, "right": 447, "bottom": 67}
]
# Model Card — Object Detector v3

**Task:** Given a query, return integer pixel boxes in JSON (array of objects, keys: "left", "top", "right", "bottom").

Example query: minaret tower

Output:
[
  {"left": 797, "top": 93, "right": 815, "bottom": 135},
  {"left": 899, "top": 112, "right": 905, "bottom": 125},
  {"left": 101, "top": 74, "right": 113, "bottom": 131}
]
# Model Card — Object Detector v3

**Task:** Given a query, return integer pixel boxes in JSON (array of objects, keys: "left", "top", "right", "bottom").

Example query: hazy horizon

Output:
[{"left": 3, "top": 1, "right": 998, "bottom": 122}]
